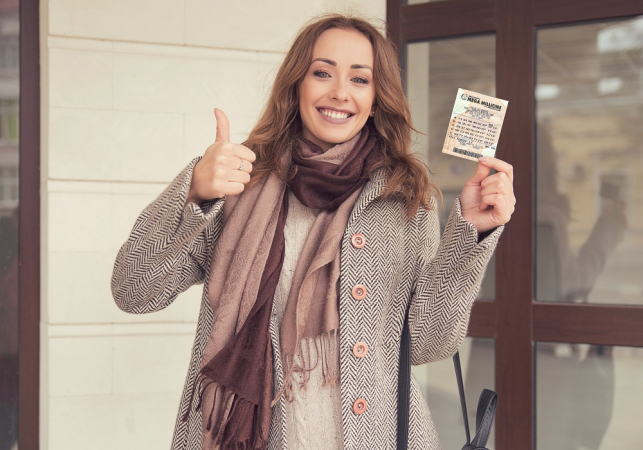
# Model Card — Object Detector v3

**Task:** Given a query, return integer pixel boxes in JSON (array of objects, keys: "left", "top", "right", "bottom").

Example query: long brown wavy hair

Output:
[{"left": 244, "top": 13, "right": 440, "bottom": 217}]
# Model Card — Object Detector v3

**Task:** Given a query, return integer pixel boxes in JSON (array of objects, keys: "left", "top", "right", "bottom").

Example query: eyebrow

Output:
[{"left": 311, "top": 57, "right": 373, "bottom": 71}]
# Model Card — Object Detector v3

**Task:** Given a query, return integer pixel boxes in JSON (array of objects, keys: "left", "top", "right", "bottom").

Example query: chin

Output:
[
  {"left": 319, "top": 130, "right": 357, "bottom": 145},
  {"left": 324, "top": 135, "right": 351, "bottom": 145}
]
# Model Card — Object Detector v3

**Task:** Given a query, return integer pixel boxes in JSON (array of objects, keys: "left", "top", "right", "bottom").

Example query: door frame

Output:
[{"left": 19, "top": 0, "right": 41, "bottom": 448}]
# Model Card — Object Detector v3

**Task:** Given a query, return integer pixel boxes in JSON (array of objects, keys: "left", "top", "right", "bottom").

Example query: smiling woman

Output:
[{"left": 111, "top": 13, "right": 514, "bottom": 450}]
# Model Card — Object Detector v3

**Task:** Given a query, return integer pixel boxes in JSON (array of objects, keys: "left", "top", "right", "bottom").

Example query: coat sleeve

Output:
[
  {"left": 408, "top": 197, "right": 503, "bottom": 365},
  {"left": 110, "top": 157, "right": 224, "bottom": 314}
]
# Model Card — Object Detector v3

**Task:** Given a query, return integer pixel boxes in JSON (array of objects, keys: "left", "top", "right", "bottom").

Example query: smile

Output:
[{"left": 316, "top": 108, "right": 354, "bottom": 124}]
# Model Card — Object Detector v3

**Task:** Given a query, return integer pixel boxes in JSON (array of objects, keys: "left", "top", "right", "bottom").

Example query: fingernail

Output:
[{"left": 478, "top": 157, "right": 490, "bottom": 162}]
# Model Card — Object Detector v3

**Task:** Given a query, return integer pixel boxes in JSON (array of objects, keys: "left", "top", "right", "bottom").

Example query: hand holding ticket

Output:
[{"left": 442, "top": 88, "right": 509, "bottom": 161}]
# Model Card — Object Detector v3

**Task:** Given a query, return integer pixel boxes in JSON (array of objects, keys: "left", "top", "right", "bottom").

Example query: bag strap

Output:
[
  {"left": 471, "top": 389, "right": 498, "bottom": 448},
  {"left": 396, "top": 318, "right": 411, "bottom": 450},
  {"left": 453, "top": 351, "right": 472, "bottom": 444},
  {"left": 454, "top": 352, "right": 498, "bottom": 450},
  {"left": 397, "top": 317, "right": 498, "bottom": 450}
]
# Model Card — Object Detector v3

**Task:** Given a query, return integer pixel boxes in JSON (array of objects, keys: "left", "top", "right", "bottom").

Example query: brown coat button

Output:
[
  {"left": 351, "top": 233, "right": 366, "bottom": 249},
  {"left": 351, "top": 285, "right": 367, "bottom": 300},
  {"left": 353, "top": 342, "right": 369, "bottom": 358},
  {"left": 353, "top": 398, "right": 367, "bottom": 415}
]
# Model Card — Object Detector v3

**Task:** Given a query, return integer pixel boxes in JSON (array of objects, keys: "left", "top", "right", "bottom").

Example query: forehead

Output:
[{"left": 312, "top": 28, "right": 374, "bottom": 64}]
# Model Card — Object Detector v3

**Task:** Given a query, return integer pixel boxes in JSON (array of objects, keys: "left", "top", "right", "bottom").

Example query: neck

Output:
[{"left": 303, "top": 134, "right": 333, "bottom": 152}]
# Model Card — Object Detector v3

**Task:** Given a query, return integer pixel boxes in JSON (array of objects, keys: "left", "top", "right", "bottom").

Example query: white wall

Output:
[{"left": 39, "top": 1, "right": 385, "bottom": 448}]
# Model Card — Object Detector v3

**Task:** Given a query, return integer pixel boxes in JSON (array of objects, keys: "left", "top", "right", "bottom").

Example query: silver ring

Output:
[{"left": 239, "top": 160, "right": 244, "bottom": 171}]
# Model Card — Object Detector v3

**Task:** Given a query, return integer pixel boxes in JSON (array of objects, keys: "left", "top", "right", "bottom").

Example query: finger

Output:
[
  {"left": 480, "top": 193, "right": 504, "bottom": 213},
  {"left": 466, "top": 161, "right": 492, "bottom": 185},
  {"left": 478, "top": 157, "right": 514, "bottom": 183},
  {"left": 480, "top": 171, "right": 507, "bottom": 188},
  {"left": 224, "top": 181, "right": 246, "bottom": 196},
  {"left": 214, "top": 108, "right": 230, "bottom": 143},
  {"left": 232, "top": 144, "right": 257, "bottom": 163},
  {"left": 227, "top": 168, "right": 251, "bottom": 184},
  {"left": 491, "top": 195, "right": 512, "bottom": 221},
  {"left": 481, "top": 176, "right": 511, "bottom": 196},
  {"left": 492, "top": 172, "right": 516, "bottom": 206},
  {"left": 481, "top": 194, "right": 514, "bottom": 220},
  {"left": 480, "top": 193, "right": 503, "bottom": 210},
  {"left": 481, "top": 183, "right": 506, "bottom": 198},
  {"left": 479, "top": 193, "right": 497, "bottom": 210},
  {"left": 231, "top": 157, "right": 253, "bottom": 174}
]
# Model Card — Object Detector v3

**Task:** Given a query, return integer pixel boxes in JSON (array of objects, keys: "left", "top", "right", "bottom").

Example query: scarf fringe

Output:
[
  {"left": 183, "top": 376, "right": 268, "bottom": 450},
  {"left": 272, "top": 329, "right": 340, "bottom": 406}
]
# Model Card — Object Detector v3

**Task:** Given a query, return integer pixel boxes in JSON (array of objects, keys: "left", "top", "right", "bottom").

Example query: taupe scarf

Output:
[{"left": 190, "top": 126, "right": 380, "bottom": 449}]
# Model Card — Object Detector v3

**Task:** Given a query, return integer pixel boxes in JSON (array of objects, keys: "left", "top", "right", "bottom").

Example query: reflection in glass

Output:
[
  {"left": 0, "top": 2, "right": 19, "bottom": 449},
  {"left": 406, "top": 34, "right": 496, "bottom": 299},
  {"left": 536, "top": 17, "right": 643, "bottom": 306},
  {"left": 412, "top": 338, "right": 495, "bottom": 448},
  {"left": 537, "top": 343, "right": 643, "bottom": 449},
  {"left": 407, "top": 0, "right": 454, "bottom": 4}
]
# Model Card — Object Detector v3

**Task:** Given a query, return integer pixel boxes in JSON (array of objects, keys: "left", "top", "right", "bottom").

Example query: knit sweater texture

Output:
[{"left": 273, "top": 189, "right": 344, "bottom": 450}]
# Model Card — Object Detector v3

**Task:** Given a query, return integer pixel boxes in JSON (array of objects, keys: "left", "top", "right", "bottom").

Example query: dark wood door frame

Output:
[
  {"left": 19, "top": 0, "right": 40, "bottom": 448},
  {"left": 387, "top": 1, "right": 643, "bottom": 449},
  {"left": 494, "top": 1, "right": 535, "bottom": 447}
]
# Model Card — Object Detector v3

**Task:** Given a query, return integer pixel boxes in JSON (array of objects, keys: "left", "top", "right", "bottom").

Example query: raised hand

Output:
[
  {"left": 186, "top": 108, "right": 257, "bottom": 205},
  {"left": 459, "top": 157, "right": 516, "bottom": 234}
]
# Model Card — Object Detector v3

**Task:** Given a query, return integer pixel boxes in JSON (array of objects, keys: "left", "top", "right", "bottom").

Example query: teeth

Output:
[{"left": 320, "top": 108, "right": 350, "bottom": 119}]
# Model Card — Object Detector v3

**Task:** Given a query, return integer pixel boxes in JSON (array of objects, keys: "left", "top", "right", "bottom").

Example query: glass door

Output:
[
  {"left": 535, "top": 17, "right": 643, "bottom": 449},
  {"left": 388, "top": 1, "right": 643, "bottom": 448}
]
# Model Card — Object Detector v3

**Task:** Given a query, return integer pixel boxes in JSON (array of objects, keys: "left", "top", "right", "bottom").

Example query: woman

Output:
[{"left": 111, "top": 14, "right": 515, "bottom": 450}]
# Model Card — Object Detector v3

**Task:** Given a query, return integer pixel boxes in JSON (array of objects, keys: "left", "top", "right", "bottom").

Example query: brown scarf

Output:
[{"left": 189, "top": 126, "right": 380, "bottom": 449}]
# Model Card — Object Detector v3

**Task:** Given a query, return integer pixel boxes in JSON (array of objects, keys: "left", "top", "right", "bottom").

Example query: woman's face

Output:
[{"left": 298, "top": 28, "right": 375, "bottom": 152}]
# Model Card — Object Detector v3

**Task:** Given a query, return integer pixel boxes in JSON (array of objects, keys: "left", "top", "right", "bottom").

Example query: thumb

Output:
[
  {"left": 466, "top": 161, "right": 491, "bottom": 185},
  {"left": 214, "top": 108, "right": 230, "bottom": 143}
]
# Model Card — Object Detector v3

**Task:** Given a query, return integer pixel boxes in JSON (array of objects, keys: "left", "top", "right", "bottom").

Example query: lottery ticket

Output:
[{"left": 442, "top": 88, "right": 509, "bottom": 162}]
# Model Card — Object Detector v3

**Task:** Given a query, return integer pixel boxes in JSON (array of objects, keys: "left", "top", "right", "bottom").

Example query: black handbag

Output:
[{"left": 397, "top": 317, "right": 498, "bottom": 450}]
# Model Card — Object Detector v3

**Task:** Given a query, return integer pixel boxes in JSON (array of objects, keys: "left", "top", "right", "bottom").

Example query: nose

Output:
[{"left": 330, "top": 79, "right": 349, "bottom": 102}]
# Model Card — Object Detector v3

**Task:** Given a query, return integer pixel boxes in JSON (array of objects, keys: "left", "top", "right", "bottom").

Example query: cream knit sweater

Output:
[{"left": 271, "top": 188, "right": 344, "bottom": 450}]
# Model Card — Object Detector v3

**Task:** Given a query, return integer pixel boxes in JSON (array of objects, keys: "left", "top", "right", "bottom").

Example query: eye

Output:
[
  {"left": 313, "top": 70, "right": 331, "bottom": 78},
  {"left": 352, "top": 77, "right": 369, "bottom": 84}
]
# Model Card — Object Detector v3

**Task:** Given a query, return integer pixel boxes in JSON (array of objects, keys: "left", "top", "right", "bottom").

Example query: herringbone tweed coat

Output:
[{"left": 111, "top": 157, "right": 502, "bottom": 450}]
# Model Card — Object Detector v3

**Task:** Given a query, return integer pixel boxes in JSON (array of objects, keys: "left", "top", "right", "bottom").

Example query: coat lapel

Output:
[{"left": 345, "top": 167, "right": 388, "bottom": 231}]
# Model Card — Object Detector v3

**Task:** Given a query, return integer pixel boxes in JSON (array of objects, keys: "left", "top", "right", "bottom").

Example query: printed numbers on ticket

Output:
[{"left": 442, "top": 88, "right": 509, "bottom": 162}]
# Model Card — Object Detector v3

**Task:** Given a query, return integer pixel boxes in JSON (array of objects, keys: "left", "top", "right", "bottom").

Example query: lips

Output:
[{"left": 316, "top": 107, "right": 354, "bottom": 124}]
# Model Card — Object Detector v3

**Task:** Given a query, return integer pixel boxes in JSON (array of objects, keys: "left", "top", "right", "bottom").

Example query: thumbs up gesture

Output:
[
  {"left": 187, "top": 109, "right": 257, "bottom": 204},
  {"left": 459, "top": 157, "right": 516, "bottom": 233}
]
